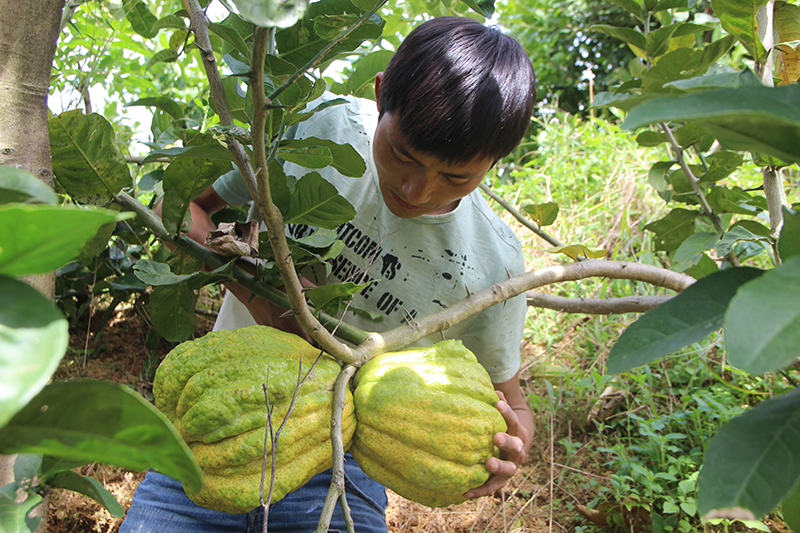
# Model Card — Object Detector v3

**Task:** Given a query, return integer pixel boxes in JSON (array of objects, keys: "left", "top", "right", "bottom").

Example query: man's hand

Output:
[{"left": 463, "top": 390, "right": 529, "bottom": 499}]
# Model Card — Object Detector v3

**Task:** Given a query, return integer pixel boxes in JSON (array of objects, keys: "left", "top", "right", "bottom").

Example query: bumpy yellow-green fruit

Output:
[
  {"left": 350, "top": 340, "right": 506, "bottom": 508},
  {"left": 153, "top": 325, "right": 355, "bottom": 514}
]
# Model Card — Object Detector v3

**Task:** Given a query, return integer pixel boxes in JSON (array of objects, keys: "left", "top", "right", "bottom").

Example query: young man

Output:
[{"left": 122, "top": 16, "right": 536, "bottom": 533}]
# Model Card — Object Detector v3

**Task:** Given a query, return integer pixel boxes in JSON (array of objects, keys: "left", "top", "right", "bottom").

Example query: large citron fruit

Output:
[
  {"left": 153, "top": 325, "right": 355, "bottom": 514},
  {"left": 350, "top": 340, "right": 506, "bottom": 508}
]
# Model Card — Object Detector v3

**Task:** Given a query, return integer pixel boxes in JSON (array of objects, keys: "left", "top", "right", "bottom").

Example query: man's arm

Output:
[{"left": 464, "top": 371, "right": 533, "bottom": 499}]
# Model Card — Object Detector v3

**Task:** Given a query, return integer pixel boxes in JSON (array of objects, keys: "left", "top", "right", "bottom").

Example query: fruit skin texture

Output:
[
  {"left": 350, "top": 340, "right": 506, "bottom": 508},
  {"left": 153, "top": 325, "right": 355, "bottom": 514}
]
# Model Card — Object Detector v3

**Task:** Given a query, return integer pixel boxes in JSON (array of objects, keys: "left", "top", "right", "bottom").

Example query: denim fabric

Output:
[{"left": 120, "top": 454, "right": 387, "bottom": 533}]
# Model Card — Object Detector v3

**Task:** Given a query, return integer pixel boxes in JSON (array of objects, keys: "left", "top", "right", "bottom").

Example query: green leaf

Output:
[
  {"left": 664, "top": 67, "right": 760, "bottom": 92},
  {"left": 590, "top": 24, "right": 647, "bottom": 50},
  {"left": 231, "top": 0, "right": 309, "bottom": 28},
  {"left": 329, "top": 50, "right": 392, "bottom": 99},
  {"left": 648, "top": 161, "right": 675, "bottom": 191},
  {"left": 146, "top": 49, "right": 179, "bottom": 70},
  {"left": 521, "top": 202, "right": 559, "bottom": 227},
  {"left": 148, "top": 282, "right": 199, "bottom": 342},
  {"left": 275, "top": 0, "right": 384, "bottom": 69},
  {"left": 699, "top": 151, "right": 744, "bottom": 184},
  {"left": 607, "top": 267, "right": 763, "bottom": 373},
  {"left": 49, "top": 110, "right": 132, "bottom": 205},
  {"left": 643, "top": 208, "right": 700, "bottom": 252},
  {"left": 778, "top": 207, "right": 800, "bottom": 261},
  {"left": 0, "top": 380, "right": 202, "bottom": 492},
  {"left": 152, "top": 14, "right": 187, "bottom": 32},
  {"left": 161, "top": 142, "right": 232, "bottom": 236},
  {"left": 0, "top": 166, "right": 58, "bottom": 205},
  {"left": 209, "top": 22, "right": 252, "bottom": 61},
  {"left": 285, "top": 172, "right": 356, "bottom": 229},
  {"left": 697, "top": 387, "right": 800, "bottom": 519},
  {"left": 141, "top": 144, "right": 235, "bottom": 165},
  {"left": 0, "top": 277, "right": 69, "bottom": 429},
  {"left": 48, "top": 471, "right": 124, "bottom": 517},
  {"left": 314, "top": 13, "right": 359, "bottom": 39},
  {"left": 0, "top": 205, "right": 122, "bottom": 277},
  {"left": 133, "top": 259, "right": 198, "bottom": 286},
  {"left": 123, "top": 0, "right": 157, "bottom": 38},
  {"left": 0, "top": 488, "right": 41, "bottom": 533},
  {"left": 278, "top": 137, "right": 367, "bottom": 178},
  {"left": 307, "top": 281, "right": 372, "bottom": 315},
  {"left": 544, "top": 244, "right": 606, "bottom": 260},
  {"left": 671, "top": 231, "right": 721, "bottom": 270},
  {"left": 724, "top": 255, "right": 800, "bottom": 374},
  {"left": 126, "top": 97, "right": 184, "bottom": 121},
  {"left": 13, "top": 455, "right": 42, "bottom": 486},
  {"left": 783, "top": 479, "right": 800, "bottom": 533},
  {"left": 609, "top": 0, "right": 644, "bottom": 18},
  {"left": 268, "top": 160, "right": 292, "bottom": 216},
  {"left": 459, "top": 0, "right": 495, "bottom": 17},
  {"left": 622, "top": 84, "right": 800, "bottom": 164},
  {"left": 711, "top": 0, "right": 769, "bottom": 64},
  {"left": 278, "top": 145, "right": 333, "bottom": 169},
  {"left": 636, "top": 130, "right": 668, "bottom": 147}
]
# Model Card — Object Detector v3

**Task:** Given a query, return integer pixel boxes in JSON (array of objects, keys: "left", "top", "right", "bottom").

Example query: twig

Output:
[
  {"left": 316, "top": 365, "right": 358, "bottom": 533},
  {"left": 550, "top": 462, "right": 611, "bottom": 480},
  {"left": 479, "top": 182, "right": 564, "bottom": 248},
  {"left": 658, "top": 122, "right": 740, "bottom": 267},
  {"left": 527, "top": 293, "right": 672, "bottom": 314}
]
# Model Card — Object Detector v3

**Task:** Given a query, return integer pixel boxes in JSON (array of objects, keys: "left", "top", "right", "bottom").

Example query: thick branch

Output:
[
  {"left": 316, "top": 365, "right": 357, "bottom": 533},
  {"left": 479, "top": 182, "right": 564, "bottom": 248},
  {"left": 353, "top": 260, "right": 695, "bottom": 362},
  {"left": 527, "top": 292, "right": 672, "bottom": 314}
]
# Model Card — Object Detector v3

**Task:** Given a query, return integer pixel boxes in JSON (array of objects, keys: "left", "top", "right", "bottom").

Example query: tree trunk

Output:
[{"left": 0, "top": 1, "right": 67, "bottom": 531}]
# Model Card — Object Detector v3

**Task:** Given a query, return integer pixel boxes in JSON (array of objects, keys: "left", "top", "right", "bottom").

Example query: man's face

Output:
[{"left": 372, "top": 110, "right": 495, "bottom": 218}]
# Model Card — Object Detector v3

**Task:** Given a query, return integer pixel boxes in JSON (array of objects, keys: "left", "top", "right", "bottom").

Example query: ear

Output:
[{"left": 374, "top": 72, "right": 384, "bottom": 111}]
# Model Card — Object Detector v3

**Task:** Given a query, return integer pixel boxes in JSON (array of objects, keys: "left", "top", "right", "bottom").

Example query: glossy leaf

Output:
[
  {"left": 48, "top": 471, "right": 124, "bottom": 517},
  {"left": 724, "top": 256, "right": 800, "bottom": 374},
  {"left": 148, "top": 282, "right": 200, "bottom": 342},
  {"left": 141, "top": 144, "right": 235, "bottom": 165},
  {"left": 278, "top": 145, "right": 333, "bottom": 170},
  {"left": 0, "top": 166, "right": 58, "bottom": 205},
  {"left": 607, "top": 267, "right": 763, "bottom": 373},
  {"left": 285, "top": 172, "right": 356, "bottom": 229},
  {"left": 329, "top": 50, "right": 392, "bottom": 99},
  {"left": 126, "top": 97, "right": 184, "bottom": 121},
  {"left": 711, "top": 0, "right": 769, "bottom": 63},
  {"left": 544, "top": 244, "right": 606, "bottom": 260},
  {"left": 697, "top": 387, "right": 800, "bottom": 519},
  {"left": 460, "top": 0, "right": 495, "bottom": 17},
  {"left": 778, "top": 207, "right": 800, "bottom": 261},
  {"left": 146, "top": 49, "right": 179, "bottom": 70},
  {"left": 622, "top": 84, "right": 800, "bottom": 164},
  {"left": 590, "top": 24, "right": 647, "bottom": 50},
  {"left": 282, "top": 137, "right": 366, "bottom": 177},
  {"left": 671, "top": 231, "right": 721, "bottom": 271},
  {"left": 209, "top": 22, "right": 252, "bottom": 61},
  {"left": 307, "top": 281, "right": 372, "bottom": 315},
  {"left": 0, "top": 276, "right": 68, "bottom": 430},
  {"left": 0, "top": 380, "right": 202, "bottom": 492},
  {"left": 49, "top": 111, "right": 132, "bottom": 205},
  {"left": 0, "top": 205, "right": 122, "bottom": 277}
]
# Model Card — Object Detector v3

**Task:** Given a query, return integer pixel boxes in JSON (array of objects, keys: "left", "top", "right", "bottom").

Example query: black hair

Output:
[{"left": 378, "top": 16, "right": 537, "bottom": 164}]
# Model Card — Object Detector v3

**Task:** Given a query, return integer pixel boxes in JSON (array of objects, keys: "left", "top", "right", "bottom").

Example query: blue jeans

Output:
[{"left": 120, "top": 454, "right": 388, "bottom": 533}]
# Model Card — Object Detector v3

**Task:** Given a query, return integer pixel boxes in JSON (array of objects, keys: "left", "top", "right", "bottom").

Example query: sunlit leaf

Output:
[
  {"left": 544, "top": 244, "right": 605, "bottom": 260},
  {"left": 231, "top": 0, "right": 309, "bottom": 28},
  {"left": 712, "top": 0, "right": 769, "bottom": 63},
  {"left": 0, "top": 487, "right": 42, "bottom": 533},
  {"left": 521, "top": 202, "right": 559, "bottom": 227},
  {"left": 123, "top": 0, "right": 157, "bottom": 38}
]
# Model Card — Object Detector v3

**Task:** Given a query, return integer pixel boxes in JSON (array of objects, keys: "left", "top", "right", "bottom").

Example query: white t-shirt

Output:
[{"left": 212, "top": 95, "right": 526, "bottom": 383}]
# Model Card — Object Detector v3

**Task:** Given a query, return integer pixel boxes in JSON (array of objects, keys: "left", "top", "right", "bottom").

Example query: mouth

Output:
[{"left": 390, "top": 191, "right": 423, "bottom": 211}]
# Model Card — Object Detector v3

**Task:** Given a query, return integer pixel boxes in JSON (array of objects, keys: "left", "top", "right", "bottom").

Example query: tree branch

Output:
[
  {"left": 527, "top": 292, "right": 672, "bottom": 314},
  {"left": 479, "top": 182, "right": 564, "bottom": 248},
  {"left": 316, "top": 365, "right": 357, "bottom": 533},
  {"left": 353, "top": 260, "right": 695, "bottom": 362}
]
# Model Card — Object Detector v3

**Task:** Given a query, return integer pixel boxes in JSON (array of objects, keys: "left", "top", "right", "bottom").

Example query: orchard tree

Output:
[{"left": 0, "top": 0, "right": 798, "bottom": 532}]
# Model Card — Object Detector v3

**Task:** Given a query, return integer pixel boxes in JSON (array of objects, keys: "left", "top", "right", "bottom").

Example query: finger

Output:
[
  {"left": 495, "top": 432, "right": 526, "bottom": 465},
  {"left": 463, "top": 458, "right": 517, "bottom": 499}
]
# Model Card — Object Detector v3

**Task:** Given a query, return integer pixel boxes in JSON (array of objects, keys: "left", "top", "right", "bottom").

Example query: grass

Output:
[{"left": 483, "top": 110, "right": 798, "bottom": 532}]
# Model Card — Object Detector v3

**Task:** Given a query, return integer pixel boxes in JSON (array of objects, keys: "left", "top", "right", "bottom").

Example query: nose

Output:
[{"left": 401, "top": 171, "right": 434, "bottom": 205}]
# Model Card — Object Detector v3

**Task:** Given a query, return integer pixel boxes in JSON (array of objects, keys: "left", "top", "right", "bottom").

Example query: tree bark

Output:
[{"left": 0, "top": 1, "right": 67, "bottom": 531}]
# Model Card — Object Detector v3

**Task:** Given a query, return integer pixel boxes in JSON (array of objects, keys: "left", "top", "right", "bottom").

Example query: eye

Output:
[
  {"left": 445, "top": 176, "right": 472, "bottom": 186},
  {"left": 392, "top": 148, "right": 412, "bottom": 164}
]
